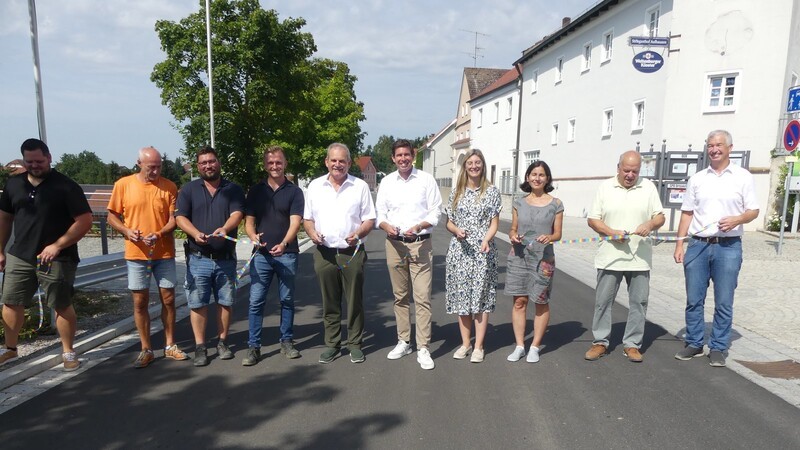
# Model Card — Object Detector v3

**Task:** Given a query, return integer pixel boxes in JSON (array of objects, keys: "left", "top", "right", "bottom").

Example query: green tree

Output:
[
  {"left": 365, "top": 135, "right": 395, "bottom": 174},
  {"left": 56, "top": 151, "right": 111, "bottom": 184},
  {"left": 151, "top": 0, "right": 364, "bottom": 189},
  {"left": 161, "top": 154, "right": 186, "bottom": 188},
  {"left": 0, "top": 167, "right": 14, "bottom": 188}
]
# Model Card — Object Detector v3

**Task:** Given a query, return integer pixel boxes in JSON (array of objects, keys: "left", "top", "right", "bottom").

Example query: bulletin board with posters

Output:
[
  {"left": 663, "top": 181, "right": 687, "bottom": 208},
  {"left": 638, "top": 152, "right": 661, "bottom": 179},
  {"left": 663, "top": 153, "right": 703, "bottom": 180}
]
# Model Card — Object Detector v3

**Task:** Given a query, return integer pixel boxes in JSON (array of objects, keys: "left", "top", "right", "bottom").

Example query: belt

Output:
[
  {"left": 318, "top": 245, "right": 358, "bottom": 255},
  {"left": 692, "top": 236, "right": 741, "bottom": 244},
  {"left": 189, "top": 250, "right": 234, "bottom": 260},
  {"left": 389, "top": 234, "right": 431, "bottom": 243}
]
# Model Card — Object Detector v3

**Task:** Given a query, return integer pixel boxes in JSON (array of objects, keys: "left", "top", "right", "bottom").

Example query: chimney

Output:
[{"left": 562, "top": 17, "right": 571, "bottom": 28}]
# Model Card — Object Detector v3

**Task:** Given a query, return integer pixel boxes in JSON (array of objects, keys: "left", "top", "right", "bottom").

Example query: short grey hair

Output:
[
  {"left": 326, "top": 142, "right": 351, "bottom": 162},
  {"left": 707, "top": 130, "right": 733, "bottom": 147}
]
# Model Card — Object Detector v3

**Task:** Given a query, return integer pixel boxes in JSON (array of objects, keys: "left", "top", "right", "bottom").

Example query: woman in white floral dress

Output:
[{"left": 445, "top": 149, "right": 501, "bottom": 363}]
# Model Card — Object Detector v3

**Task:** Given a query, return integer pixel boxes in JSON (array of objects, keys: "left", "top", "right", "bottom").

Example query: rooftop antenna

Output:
[{"left": 460, "top": 29, "right": 489, "bottom": 67}]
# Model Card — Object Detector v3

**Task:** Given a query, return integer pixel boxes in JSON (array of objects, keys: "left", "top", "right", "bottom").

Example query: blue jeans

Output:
[
  {"left": 247, "top": 252, "right": 298, "bottom": 347},
  {"left": 683, "top": 238, "right": 742, "bottom": 351}
]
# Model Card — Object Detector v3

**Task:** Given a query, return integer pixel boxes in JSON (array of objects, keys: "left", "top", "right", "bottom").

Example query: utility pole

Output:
[
  {"left": 205, "top": 0, "right": 215, "bottom": 147},
  {"left": 460, "top": 29, "right": 488, "bottom": 67},
  {"left": 28, "top": 0, "right": 47, "bottom": 142}
]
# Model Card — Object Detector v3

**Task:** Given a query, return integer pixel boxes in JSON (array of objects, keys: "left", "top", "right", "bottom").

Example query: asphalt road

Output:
[{"left": 2, "top": 224, "right": 800, "bottom": 449}]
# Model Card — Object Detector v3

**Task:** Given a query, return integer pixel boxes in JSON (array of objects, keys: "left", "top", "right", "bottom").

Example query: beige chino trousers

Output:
[{"left": 385, "top": 238, "right": 433, "bottom": 348}]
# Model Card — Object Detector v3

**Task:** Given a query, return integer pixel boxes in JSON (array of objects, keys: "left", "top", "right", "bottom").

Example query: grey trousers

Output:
[{"left": 592, "top": 269, "right": 650, "bottom": 349}]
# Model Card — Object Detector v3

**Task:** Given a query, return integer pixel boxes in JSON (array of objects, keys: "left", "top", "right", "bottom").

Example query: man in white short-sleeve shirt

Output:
[
  {"left": 585, "top": 150, "right": 665, "bottom": 363},
  {"left": 673, "top": 129, "right": 758, "bottom": 367},
  {"left": 376, "top": 139, "right": 442, "bottom": 370},
  {"left": 304, "top": 143, "right": 376, "bottom": 364}
]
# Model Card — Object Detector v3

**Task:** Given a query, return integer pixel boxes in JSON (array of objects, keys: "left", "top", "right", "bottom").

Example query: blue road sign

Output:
[
  {"left": 785, "top": 120, "right": 800, "bottom": 152},
  {"left": 788, "top": 86, "right": 800, "bottom": 113}
]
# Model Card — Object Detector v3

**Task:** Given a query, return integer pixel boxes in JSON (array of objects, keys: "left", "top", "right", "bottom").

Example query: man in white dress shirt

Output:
[
  {"left": 376, "top": 139, "right": 442, "bottom": 370},
  {"left": 304, "top": 143, "right": 376, "bottom": 364},
  {"left": 674, "top": 130, "right": 758, "bottom": 367}
]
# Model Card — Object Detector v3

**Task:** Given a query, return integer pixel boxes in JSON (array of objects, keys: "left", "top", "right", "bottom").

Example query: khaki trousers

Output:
[{"left": 385, "top": 238, "right": 433, "bottom": 348}]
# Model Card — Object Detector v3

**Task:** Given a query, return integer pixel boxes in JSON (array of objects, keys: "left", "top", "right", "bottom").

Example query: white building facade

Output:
[
  {"left": 512, "top": 0, "right": 800, "bottom": 229},
  {"left": 468, "top": 68, "right": 521, "bottom": 217}
]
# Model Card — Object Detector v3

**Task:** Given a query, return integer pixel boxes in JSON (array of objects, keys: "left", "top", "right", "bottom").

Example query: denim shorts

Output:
[
  {"left": 127, "top": 258, "right": 176, "bottom": 290},
  {"left": 185, "top": 254, "right": 236, "bottom": 309}
]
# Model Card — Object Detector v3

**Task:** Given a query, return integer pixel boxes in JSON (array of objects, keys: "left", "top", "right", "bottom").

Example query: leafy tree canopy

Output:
[
  {"left": 55, "top": 151, "right": 134, "bottom": 185},
  {"left": 151, "top": 0, "right": 364, "bottom": 189}
]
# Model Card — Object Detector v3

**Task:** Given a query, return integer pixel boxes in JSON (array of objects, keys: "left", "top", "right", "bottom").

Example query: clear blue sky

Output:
[{"left": 1, "top": 0, "right": 595, "bottom": 166}]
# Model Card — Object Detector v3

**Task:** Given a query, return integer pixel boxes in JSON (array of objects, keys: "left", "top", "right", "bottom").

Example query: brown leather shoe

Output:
[
  {"left": 584, "top": 344, "right": 607, "bottom": 361},
  {"left": 623, "top": 347, "right": 643, "bottom": 363}
]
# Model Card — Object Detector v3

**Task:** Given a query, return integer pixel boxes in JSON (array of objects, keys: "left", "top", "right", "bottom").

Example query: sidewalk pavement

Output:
[
  {"left": 495, "top": 215, "right": 800, "bottom": 406},
  {"left": 2, "top": 218, "right": 800, "bottom": 411}
]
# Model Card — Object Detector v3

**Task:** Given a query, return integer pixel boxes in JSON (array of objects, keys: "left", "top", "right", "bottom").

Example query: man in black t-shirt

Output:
[
  {"left": 241, "top": 146, "right": 304, "bottom": 366},
  {"left": 0, "top": 138, "right": 93, "bottom": 370}
]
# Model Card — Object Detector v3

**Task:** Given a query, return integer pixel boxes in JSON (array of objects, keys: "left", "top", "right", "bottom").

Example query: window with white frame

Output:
[
  {"left": 500, "top": 168, "right": 512, "bottom": 194},
  {"left": 567, "top": 118, "right": 576, "bottom": 142},
  {"left": 632, "top": 100, "right": 645, "bottom": 130},
  {"left": 602, "top": 109, "right": 614, "bottom": 136},
  {"left": 551, "top": 123, "right": 559, "bottom": 145},
  {"left": 645, "top": 4, "right": 660, "bottom": 37},
  {"left": 524, "top": 150, "right": 540, "bottom": 168},
  {"left": 506, "top": 97, "right": 513, "bottom": 120},
  {"left": 602, "top": 29, "right": 613, "bottom": 62},
  {"left": 555, "top": 57, "right": 563, "bottom": 83},
  {"left": 704, "top": 72, "right": 739, "bottom": 112},
  {"left": 493, "top": 102, "right": 500, "bottom": 123},
  {"left": 461, "top": 104, "right": 466, "bottom": 117},
  {"left": 582, "top": 42, "right": 592, "bottom": 72},
  {"left": 531, "top": 69, "right": 538, "bottom": 93},
  {"left": 477, "top": 108, "right": 483, "bottom": 128}
]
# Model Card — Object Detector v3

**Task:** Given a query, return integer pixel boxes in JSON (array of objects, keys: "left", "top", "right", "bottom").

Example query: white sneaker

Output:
[
  {"left": 387, "top": 340, "right": 412, "bottom": 360},
  {"left": 507, "top": 345, "right": 526, "bottom": 362},
  {"left": 526, "top": 345, "right": 540, "bottom": 363},
  {"left": 417, "top": 347, "right": 435, "bottom": 370},
  {"left": 453, "top": 345, "right": 472, "bottom": 359},
  {"left": 470, "top": 348, "right": 485, "bottom": 363}
]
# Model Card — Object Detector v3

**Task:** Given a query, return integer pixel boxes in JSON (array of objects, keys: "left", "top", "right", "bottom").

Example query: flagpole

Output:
[
  {"left": 205, "top": 0, "right": 215, "bottom": 147},
  {"left": 28, "top": 0, "right": 48, "bottom": 143}
]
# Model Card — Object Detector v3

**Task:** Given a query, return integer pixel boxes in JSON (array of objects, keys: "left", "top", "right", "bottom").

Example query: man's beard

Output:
[{"left": 200, "top": 172, "right": 220, "bottom": 181}]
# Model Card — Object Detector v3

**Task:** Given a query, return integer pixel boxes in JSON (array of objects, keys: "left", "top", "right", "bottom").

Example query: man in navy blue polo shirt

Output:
[
  {"left": 241, "top": 145, "right": 305, "bottom": 366},
  {"left": 175, "top": 146, "right": 245, "bottom": 367},
  {"left": 0, "top": 138, "right": 93, "bottom": 371}
]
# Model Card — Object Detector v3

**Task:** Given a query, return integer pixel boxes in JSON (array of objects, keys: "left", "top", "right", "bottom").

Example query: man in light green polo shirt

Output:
[{"left": 585, "top": 151, "right": 665, "bottom": 363}]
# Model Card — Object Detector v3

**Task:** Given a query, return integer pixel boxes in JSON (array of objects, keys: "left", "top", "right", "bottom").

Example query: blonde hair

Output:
[{"left": 451, "top": 149, "right": 490, "bottom": 211}]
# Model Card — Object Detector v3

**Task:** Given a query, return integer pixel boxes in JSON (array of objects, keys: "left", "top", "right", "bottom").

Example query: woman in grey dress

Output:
[
  {"left": 445, "top": 149, "right": 501, "bottom": 363},
  {"left": 505, "top": 161, "right": 563, "bottom": 363}
]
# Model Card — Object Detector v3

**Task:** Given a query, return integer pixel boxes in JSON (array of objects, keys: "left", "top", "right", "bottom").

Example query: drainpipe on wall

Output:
[{"left": 512, "top": 64, "right": 524, "bottom": 207}]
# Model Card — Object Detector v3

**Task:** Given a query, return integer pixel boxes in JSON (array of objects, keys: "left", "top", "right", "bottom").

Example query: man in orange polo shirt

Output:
[{"left": 108, "top": 146, "right": 188, "bottom": 368}]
